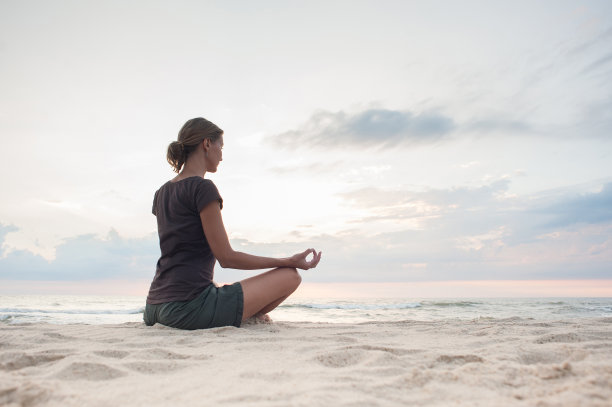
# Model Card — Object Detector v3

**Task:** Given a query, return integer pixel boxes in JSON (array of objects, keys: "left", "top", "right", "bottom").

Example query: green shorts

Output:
[{"left": 143, "top": 282, "right": 243, "bottom": 330}]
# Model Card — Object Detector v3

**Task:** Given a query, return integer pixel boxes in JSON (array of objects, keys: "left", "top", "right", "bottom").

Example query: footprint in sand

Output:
[
  {"left": 535, "top": 362, "right": 573, "bottom": 380},
  {"left": 122, "top": 361, "right": 182, "bottom": 375},
  {"left": 534, "top": 333, "right": 582, "bottom": 344},
  {"left": 348, "top": 344, "right": 418, "bottom": 356},
  {"left": 55, "top": 362, "right": 126, "bottom": 381},
  {"left": 131, "top": 348, "right": 189, "bottom": 360},
  {"left": 42, "top": 332, "right": 74, "bottom": 340},
  {"left": 93, "top": 350, "right": 130, "bottom": 359},
  {"left": 435, "top": 354, "right": 484, "bottom": 365},
  {"left": 315, "top": 349, "right": 364, "bottom": 368},
  {"left": 517, "top": 349, "right": 567, "bottom": 365},
  {"left": 0, "top": 382, "right": 52, "bottom": 407},
  {"left": 0, "top": 352, "right": 66, "bottom": 371}
]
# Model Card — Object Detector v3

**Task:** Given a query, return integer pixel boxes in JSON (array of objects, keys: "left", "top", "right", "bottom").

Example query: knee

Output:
[
  {"left": 284, "top": 267, "right": 301, "bottom": 289},
  {"left": 294, "top": 269, "right": 302, "bottom": 287}
]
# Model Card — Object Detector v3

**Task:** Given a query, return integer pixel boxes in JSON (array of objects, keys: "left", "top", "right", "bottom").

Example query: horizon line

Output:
[{"left": 1, "top": 279, "right": 611, "bottom": 298}]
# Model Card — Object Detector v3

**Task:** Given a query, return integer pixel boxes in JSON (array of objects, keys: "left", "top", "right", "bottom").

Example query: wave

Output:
[
  {"left": 563, "top": 304, "right": 612, "bottom": 314},
  {"left": 424, "top": 301, "right": 481, "bottom": 307},
  {"left": 281, "top": 303, "right": 422, "bottom": 310},
  {"left": 0, "top": 307, "right": 145, "bottom": 315},
  {"left": 280, "top": 300, "right": 491, "bottom": 312}
]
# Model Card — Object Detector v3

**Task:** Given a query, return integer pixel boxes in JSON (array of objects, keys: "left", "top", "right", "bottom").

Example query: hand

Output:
[{"left": 289, "top": 248, "right": 322, "bottom": 270}]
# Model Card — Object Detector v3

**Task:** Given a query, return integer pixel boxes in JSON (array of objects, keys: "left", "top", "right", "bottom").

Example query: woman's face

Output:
[{"left": 206, "top": 136, "right": 224, "bottom": 173}]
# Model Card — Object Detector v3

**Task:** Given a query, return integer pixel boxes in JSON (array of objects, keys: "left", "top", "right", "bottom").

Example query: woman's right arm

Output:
[{"left": 200, "top": 201, "right": 321, "bottom": 270}]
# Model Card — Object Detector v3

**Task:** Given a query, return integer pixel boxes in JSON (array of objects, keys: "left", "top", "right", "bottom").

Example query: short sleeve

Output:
[
  {"left": 152, "top": 189, "right": 159, "bottom": 216},
  {"left": 194, "top": 179, "right": 223, "bottom": 213}
]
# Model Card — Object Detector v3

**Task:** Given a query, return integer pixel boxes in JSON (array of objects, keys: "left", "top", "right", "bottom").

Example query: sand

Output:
[{"left": 1, "top": 317, "right": 611, "bottom": 406}]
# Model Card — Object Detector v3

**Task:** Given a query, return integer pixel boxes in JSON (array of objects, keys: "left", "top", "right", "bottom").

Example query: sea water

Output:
[{"left": 1, "top": 295, "right": 611, "bottom": 325}]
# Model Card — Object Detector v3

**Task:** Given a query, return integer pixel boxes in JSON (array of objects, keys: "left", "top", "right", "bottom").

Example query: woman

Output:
[{"left": 144, "top": 117, "right": 322, "bottom": 330}]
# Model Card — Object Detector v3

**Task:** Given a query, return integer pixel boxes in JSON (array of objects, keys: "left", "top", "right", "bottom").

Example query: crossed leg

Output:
[{"left": 240, "top": 267, "right": 302, "bottom": 322}]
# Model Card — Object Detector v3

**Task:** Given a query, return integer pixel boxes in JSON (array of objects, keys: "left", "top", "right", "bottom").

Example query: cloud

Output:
[
  {"left": 0, "top": 228, "right": 158, "bottom": 281},
  {"left": 0, "top": 223, "right": 18, "bottom": 256},
  {"left": 539, "top": 182, "right": 612, "bottom": 228},
  {"left": 268, "top": 160, "right": 343, "bottom": 175},
  {"left": 2, "top": 181, "right": 611, "bottom": 284},
  {"left": 266, "top": 108, "right": 455, "bottom": 149},
  {"left": 464, "top": 119, "right": 531, "bottom": 134},
  {"left": 581, "top": 52, "right": 612, "bottom": 75},
  {"left": 338, "top": 180, "right": 612, "bottom": 236},
  {"left": 332, "top": 179, "right": 612, "bottom": 279},
  {"left": 338, "top": 179, "right": 511, "bottom": 224},
  {"left": 567, "top": 24, "right": 612, "bottom": 75},
  {"left": 567, "top": 26, "right": 612, "bottom": 57},
  {"left": 218, "top": 222, "right": 612, "bottom": 283},
  {"left": 580, "top": 95, "right": 612, "bottom": 139}
]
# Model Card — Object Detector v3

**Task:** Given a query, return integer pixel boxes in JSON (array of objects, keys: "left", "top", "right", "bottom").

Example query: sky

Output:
[{"left": 0, "top": 0, "right": 611, "bottom": 296}]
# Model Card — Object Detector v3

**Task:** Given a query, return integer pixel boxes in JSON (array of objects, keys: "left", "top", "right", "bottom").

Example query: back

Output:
[{"left": 146, "top": 176, "right": 223, "bottom": 304}]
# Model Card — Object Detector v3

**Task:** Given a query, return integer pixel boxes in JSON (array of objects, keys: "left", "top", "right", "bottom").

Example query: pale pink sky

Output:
[{"left": 1, "top": 280, "right": 611, "bottom": 298}]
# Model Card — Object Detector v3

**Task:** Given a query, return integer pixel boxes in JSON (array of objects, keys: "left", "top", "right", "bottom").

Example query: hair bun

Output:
[
  {"left": 167, "top": 141, "right": 187, "bottom": 173},
  {"left": 166, "top": 117, "right": 223, "bottom": 173}
]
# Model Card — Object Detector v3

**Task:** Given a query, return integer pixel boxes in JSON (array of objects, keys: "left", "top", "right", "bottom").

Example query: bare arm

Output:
[{"left": 200, "top": 201, "right": 321, "bottom": 270}]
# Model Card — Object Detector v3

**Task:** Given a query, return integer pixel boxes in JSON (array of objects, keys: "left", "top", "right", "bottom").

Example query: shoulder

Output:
[
  {"left": 152, "top": 181, "right": 171, "bottom": 215},
  {"left": 155, "top": 180, "right": 172, "bottom": 194},
  {"left": 194, "top": 177, "right": 216, "bottom": 186},
  {"left": 153, "top": 181, "right": 172, "bottom": 199},
  {"left": 191, "top": 177, "right": 223, "bottom": 211},
  {"left": 190, "top": 177, "right": 219, "bottom": 192}
]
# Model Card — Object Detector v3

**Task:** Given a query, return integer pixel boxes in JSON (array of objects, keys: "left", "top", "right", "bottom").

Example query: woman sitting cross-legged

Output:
[{"left": 144, "top": 117, "right": 322, "bottom": 330}]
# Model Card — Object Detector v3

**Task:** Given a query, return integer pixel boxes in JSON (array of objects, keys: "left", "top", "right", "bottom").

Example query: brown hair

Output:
[{"left": 167, "top": 117, "right": 223, "bottom": 173}]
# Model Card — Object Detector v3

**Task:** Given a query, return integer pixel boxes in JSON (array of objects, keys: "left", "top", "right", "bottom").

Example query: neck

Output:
[{"left": 179, "top": 158, "right": 207, "bottom": 179}]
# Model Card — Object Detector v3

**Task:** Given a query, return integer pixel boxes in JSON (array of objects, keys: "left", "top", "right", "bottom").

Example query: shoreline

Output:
[
  {"left": 2, "top": 296, "right": 611, "bottom": 326},
  {"left": 2, "top": 317, "right": 611, "bottom": 406}
]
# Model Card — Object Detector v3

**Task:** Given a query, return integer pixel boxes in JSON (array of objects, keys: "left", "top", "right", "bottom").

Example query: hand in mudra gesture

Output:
[{"left": 290, "top": 248, "right": 322, "bottom": 270}]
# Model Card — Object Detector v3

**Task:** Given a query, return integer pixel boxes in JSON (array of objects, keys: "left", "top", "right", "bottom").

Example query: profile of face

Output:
[{"left": 205, "top": 135, "right": 224, "bottom": 173}]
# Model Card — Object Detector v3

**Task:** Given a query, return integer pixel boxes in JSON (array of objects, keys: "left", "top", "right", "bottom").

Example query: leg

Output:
[
  {"left": 256, "top": 294, "right": 290, "bottom": 315},
  {"left": 240, "top": 267, "right": 301, "bottom": 321}
]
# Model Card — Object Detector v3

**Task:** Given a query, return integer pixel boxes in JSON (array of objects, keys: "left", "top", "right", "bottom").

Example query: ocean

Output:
[{"left": 1, "top": 295, "right": 611, "bottom": 325}]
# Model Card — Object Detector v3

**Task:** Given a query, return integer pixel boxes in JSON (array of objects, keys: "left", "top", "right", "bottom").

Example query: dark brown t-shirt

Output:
[{"left": 146, "top": 177, "right": 223, "bottom": 304}]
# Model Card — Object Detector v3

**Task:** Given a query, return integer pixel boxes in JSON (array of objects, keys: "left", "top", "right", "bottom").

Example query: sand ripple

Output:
[{"left": 0, "top": 318, "right": 611, "bottom": 406}]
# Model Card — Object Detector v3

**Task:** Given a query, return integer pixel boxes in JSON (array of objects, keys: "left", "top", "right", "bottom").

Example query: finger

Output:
[
  {"left": 314, "top": 251, "right": 322, "bottom": 266},
  {"left": 297, "top": 249, "right": 310, "bottom": 261},
  {"left": 310, "top": 251, "right": 321, "bottom": 267}
]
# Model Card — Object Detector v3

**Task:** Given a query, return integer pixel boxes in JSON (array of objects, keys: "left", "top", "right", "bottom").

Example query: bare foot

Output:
[
  {"left": 243, "top": 313, "right": 273, "bottom": 325},
  {"left": 255, "top": 313, "right": 273, "bottom": 323}
]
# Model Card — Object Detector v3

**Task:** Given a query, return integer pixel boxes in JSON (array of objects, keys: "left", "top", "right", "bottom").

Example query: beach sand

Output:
[{"left": 1, "top": 317, "right": 611, "bottom": 406}]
